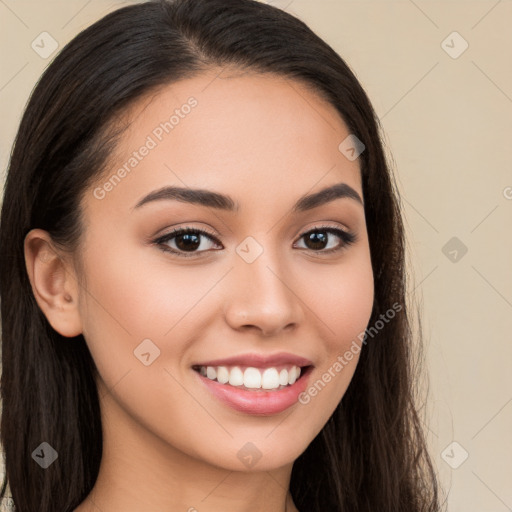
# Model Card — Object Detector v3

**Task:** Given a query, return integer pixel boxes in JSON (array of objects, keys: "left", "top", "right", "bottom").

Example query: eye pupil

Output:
[
  {"left": 305, "top": 231, "right": 327, "bottom": 250},
  {"left": 176, "top": 233, "right": 200, "bottom": 251}
]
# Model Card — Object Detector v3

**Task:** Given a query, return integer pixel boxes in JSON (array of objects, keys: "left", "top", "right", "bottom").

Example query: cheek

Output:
[
  {"left": 77, "top": 240, "right": 227, "bottom": 385},
  {"left": 293, "top": 249, "right": 374, "bottom": 416},
  {"left": 76, "top": 245, "right": 174, "bottom": 376},
  {"left": 299, "top": 250, "right": 374, "bottom": 347},
  {"left": 80, "top": 241, "right": 209, "bottom": 335},
  {"left": 329, "top": 265, "right": 374, "bottom": 346},
  {"left": 76, "top": 245, "right": 213, "bottom": 445},
  {"left": 327, "top": 258, "right": 374, "bottom": 375}
]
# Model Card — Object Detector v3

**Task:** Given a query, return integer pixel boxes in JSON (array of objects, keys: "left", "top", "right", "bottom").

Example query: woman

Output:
[{"left": 0, "top": 0, "right": 444, "bottom": 510}]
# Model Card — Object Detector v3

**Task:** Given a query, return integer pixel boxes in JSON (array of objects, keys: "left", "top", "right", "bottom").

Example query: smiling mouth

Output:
[{"left": 191, "top": 364, "right": 313, "bottom": 392}]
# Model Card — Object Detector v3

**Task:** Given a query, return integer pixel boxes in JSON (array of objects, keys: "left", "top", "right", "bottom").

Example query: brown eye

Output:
[
  {"left": 295, "top": 226, "right": 357, "bottom": 253},
  {"left": 154, "top": 227, "right": 222, "bottom": 258},
  {"left": 303, "top": 231, "right": 329, "bottom": 250},
  {"left": 174, "top": 232, "right": 201, "bottom": 251}
]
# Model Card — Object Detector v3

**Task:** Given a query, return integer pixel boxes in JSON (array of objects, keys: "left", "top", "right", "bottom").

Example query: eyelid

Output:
[{"left": 296, "top": 221, "right": 351, "bottom": 238}]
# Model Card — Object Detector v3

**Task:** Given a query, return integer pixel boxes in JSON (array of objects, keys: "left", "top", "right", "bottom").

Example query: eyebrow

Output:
[{"left": 132, "top": 182, "right": 363, "bottom": 213}]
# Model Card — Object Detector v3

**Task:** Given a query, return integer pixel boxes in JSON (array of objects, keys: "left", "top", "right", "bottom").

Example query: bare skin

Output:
[{"left": 24, "top": 68, "right": 374, "bottom": 512}]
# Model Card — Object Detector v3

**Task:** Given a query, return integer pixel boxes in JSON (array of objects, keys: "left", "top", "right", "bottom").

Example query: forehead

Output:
[{"left": 84, "top": 69, "right": 362, "bottom": 219}]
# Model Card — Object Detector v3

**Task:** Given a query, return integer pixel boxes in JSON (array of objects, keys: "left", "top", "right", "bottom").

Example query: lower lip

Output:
[{"left": 194, "top": 366, "right": 313, "bottom": 415}]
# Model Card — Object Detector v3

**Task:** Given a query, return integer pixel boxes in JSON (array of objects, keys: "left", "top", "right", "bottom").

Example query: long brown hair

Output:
[{"left": 0, "top": 0, "right": 444, "bottom": 510}]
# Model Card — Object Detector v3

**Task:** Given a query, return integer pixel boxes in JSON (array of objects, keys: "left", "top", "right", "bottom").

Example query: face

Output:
[{"left": 51, "top": 70, "right": 374, "bottom": 471}]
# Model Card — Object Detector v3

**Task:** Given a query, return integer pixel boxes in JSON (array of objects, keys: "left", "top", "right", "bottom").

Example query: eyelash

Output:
[{"left": 153, "top": 225, "right": 357, "bottom": 259}]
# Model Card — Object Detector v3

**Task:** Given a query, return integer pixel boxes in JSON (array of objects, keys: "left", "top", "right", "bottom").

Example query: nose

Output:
[{"left": 223, "top": 249, "right": 303, "bottom": 337}]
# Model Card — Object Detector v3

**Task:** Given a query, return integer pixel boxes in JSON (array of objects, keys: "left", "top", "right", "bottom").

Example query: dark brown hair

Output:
[{"left": 0, "top": 0, "right": 445, "bottom": 510}]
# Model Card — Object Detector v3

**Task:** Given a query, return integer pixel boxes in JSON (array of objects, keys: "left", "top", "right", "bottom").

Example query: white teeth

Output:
[
  {"left": 228, "top": 366, "right": 244, "bottom": 386},
  {"left": 288, "top": 366, "right": 301, "bottom": 385},
  {"left": 261, "top": 368, "right": 279, "bottom": 389},
  {"left": 216, "top": 366, "right": 229, "bottom": 384},
  {"left": 198, "top": 365, "right": 304, "bottom": 390},
  {"left": 244, "top": 367, "right": 261, "bottom": 389}
]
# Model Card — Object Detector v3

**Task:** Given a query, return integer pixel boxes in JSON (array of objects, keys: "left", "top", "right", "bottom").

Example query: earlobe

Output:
[{"left": 24, "top": 229, "right": 83, "bottom": 338}]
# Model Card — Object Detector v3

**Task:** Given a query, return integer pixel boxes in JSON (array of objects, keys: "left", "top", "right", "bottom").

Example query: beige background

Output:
[{"left": 1, "top": 1, "right": 511, "bottom": 511}]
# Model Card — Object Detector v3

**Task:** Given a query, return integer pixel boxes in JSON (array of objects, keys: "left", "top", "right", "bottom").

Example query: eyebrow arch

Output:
[{"left": 132, "top": 182, "right": 363, "bottom": 213}]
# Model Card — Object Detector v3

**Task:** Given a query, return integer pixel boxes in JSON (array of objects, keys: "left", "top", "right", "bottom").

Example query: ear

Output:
[{"left": 24, "top": 229, "right": 83, "bottom": 337}]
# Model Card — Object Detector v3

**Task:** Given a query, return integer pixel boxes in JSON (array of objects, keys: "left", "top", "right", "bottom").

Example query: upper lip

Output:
[{"left": 193, "top": 352, "right": 313, "bottom": 368}]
